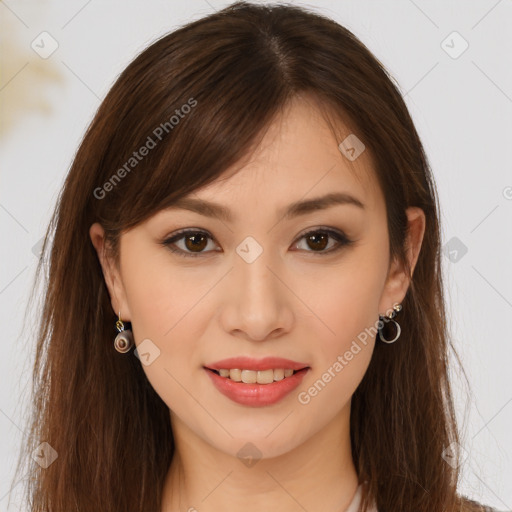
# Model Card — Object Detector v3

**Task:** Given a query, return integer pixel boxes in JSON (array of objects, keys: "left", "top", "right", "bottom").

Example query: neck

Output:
[{"left": 160, "top": 402, "right": 360, "bottom": 512}]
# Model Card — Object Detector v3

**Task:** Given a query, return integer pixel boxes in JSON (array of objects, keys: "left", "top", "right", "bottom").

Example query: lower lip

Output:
[{"left": 204, "top": 367, "right": 310, "bottom": 407}]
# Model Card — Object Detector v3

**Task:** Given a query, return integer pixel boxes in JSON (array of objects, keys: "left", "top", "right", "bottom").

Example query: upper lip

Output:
[{"left": 205, "top": 356, "right": 310, "bottom": 372}]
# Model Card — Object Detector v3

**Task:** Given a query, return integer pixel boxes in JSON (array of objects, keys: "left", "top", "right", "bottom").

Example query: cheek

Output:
[
  {"left": 119, "top": 248, "right": 198, "bottom": 398},
  {"left": 121, "top": 238, "right": 208, "bottom": 342},
  {"left": 304, "top": 254, "right": 385, "bottom": 347},
  {"left": 298, "top": 292, "right": 377, "bottom": 414},
  {"left": 122, "top": 259, "right": 172, "bottom": 342},
  {"left": 297, "top": 249, "right": 385, "bottom": 399}
]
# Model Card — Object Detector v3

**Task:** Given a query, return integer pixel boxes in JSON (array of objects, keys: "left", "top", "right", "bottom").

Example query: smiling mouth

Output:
[{"left": 205, "top": 367, "right": 308, "bottom": 384}]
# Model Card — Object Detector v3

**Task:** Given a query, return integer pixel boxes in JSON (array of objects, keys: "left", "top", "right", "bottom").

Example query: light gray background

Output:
[{"left": 1, "top": 0, "right": 511, "bottom": 510}]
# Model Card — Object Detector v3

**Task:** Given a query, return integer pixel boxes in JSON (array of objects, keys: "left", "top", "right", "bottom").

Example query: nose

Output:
[{"left": 219, "top": 248, "right": 294, "bottom": 342}]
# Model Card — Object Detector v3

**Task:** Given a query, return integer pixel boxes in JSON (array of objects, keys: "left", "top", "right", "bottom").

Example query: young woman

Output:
[{"left": 11, "top": 2, "right": 501, "bottom": 511}]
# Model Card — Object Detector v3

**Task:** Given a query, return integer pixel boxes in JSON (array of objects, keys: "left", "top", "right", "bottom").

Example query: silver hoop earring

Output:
[
  {"left": 378, "top": 303, "right": 402, "bottom": 343},
  {"left": 114, "top": 311, "right": 134, "bottom": 353}
]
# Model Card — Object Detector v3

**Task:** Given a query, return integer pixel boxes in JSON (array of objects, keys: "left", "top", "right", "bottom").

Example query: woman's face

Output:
[{"left": 91, "top": 95, "right": 424, "bottom": 460}]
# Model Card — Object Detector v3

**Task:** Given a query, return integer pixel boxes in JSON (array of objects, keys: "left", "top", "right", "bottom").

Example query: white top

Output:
[{"left": 345, "top": 483, "right": 378, "bottom": 512}]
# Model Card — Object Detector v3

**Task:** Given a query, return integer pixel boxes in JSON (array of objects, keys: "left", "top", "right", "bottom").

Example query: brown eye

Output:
[
  {"left": 183, "top": 232, "right": 209, "bottom": 252},
  {"left": 293, "top": 228, "right": 352, "bottom": 254},
  {"left": 162, "top": 229, "right": 218, "bottom": 257},
  {"left": 305, "top": 232, "right": 329, "bottom": 251}
]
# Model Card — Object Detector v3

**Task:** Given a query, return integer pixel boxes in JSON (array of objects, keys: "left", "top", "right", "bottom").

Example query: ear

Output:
[
  {"left": 89, "top": 222, "right": 132, "bottom": 322},
  {"left": 378, "top": 207, "right": 426, "bottom": 315}
]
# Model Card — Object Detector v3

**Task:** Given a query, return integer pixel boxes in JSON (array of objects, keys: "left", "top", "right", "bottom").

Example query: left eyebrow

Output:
[{"left": 167, "top": 191, "right": 365, "bottom": 223}]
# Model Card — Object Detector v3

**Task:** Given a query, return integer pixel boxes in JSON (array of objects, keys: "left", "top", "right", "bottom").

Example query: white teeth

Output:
[
  {"left": 216, "top": 368, "right": 297, "bottom": 383},
  {"left": 274, "top": 369, "right": 285, "bottom": 381}
]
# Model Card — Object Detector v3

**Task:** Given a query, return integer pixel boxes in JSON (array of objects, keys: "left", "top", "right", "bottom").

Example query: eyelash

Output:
[{"left": 161, "top": 227, "right": 354, "bottom": 258}]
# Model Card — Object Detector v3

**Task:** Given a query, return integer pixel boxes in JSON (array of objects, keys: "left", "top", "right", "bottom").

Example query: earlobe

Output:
[{"left": 89, "top": 222, "right": 131, "bottom": 321}]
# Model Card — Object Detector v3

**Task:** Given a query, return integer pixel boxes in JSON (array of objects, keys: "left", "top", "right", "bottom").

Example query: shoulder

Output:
[{"left": 460, "top": 495, "right": 509, "bottom": 512}]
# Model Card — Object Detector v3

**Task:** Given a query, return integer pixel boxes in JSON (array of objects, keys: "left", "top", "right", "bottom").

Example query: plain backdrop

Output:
[{"left": 1, "top": 0, "right": 511, "bottom": 510}]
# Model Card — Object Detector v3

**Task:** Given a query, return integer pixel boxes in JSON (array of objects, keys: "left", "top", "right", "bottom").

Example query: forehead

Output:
[{"left": 187, "top": 95, "right": 383, "bottom": 216}]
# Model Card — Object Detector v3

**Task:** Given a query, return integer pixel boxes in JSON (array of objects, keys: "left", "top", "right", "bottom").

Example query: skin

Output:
[{"left": 90, "top": 93, "right": 425, "bottom": 512}]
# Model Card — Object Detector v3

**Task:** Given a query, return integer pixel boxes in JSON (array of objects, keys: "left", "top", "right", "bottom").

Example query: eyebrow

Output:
[{"left": 167, "top": 192, "right": 365, "bottom": 223}]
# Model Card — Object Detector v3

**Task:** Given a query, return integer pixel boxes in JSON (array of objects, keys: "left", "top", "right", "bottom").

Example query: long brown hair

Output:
[{"left": 10, "top": 2, "right": 495, "bottom": 511}]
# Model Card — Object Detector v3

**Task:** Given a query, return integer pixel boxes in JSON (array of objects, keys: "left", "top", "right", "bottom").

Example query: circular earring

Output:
[
  {"left": 378, "top": 303, "right": 402, "bottom": 343},
  {"left": 114, "top": 312, "right": 134, "bottom": 353}
]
